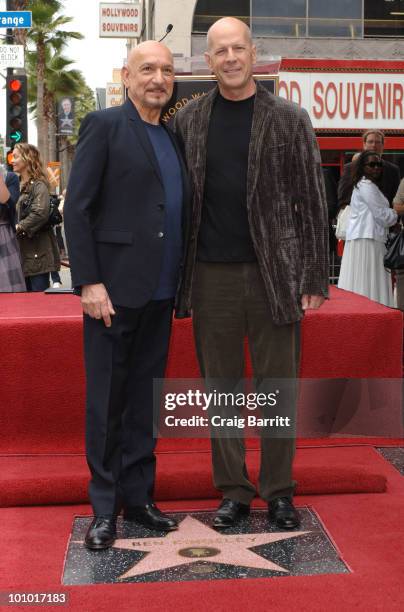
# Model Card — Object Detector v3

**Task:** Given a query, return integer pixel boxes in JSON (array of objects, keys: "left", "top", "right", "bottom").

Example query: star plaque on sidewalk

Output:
[
  {"left": 113, "top": 515, "right": 307, "bottom": 579},
  {"left": 63, "top": 509, "right": 349, "bottom": 585}
]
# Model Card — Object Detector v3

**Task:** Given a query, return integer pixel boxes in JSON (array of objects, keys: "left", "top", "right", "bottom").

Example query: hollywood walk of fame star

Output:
[{"left": 112, "top": 516, "right": 309, "bottom": 580}]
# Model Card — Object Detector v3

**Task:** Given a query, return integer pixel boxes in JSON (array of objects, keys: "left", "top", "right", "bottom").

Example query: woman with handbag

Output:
[
  {"left": 12, "top": 143, "right": 61, "bottom": 292},
  {"left": 0, "top": 164, "right": 25, "bottom": 292},
  {"left": 338, "top": 150, "right": 397, "bottom": 306},
  {"left": 392, "top": 180, "right": 404, "bottom": 310}
]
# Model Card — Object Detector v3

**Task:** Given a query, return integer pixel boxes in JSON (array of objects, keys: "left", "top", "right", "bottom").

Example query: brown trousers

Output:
[{"left": 192, "top": 262, "right": 300, "bottom": 504}]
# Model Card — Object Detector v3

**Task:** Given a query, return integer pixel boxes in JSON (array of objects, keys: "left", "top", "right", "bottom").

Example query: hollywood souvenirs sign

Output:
[{"left": 99, "top": 2, "right": 142, "bottom": 38}]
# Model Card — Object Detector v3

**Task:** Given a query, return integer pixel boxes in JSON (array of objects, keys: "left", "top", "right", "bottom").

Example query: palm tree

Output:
[
  {"left": 59, "top": 81, "right": 96, "bottom": 188},
  {"left": 25, "top": 0, "right": 83, "bottom": 163},
  {"left": 8, "top": 0, "right": 29, "bottom": 45},
  {"left": 26, "top": 48, "right": 84, "bottom": 160},
  {"left": 25, "top": 47, "right": 95, "bottom": 185}
]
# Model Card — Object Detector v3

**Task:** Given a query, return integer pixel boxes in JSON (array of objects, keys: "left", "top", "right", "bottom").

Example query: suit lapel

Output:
[
  {"left": 124, "top": 98, "right": 164, "bottom": 186},
  {"left": 192, "top": 88, "right": 217, "bottom": 205},
  {"left": 247, "top": 83, "right": 276, "bottom": 209}
]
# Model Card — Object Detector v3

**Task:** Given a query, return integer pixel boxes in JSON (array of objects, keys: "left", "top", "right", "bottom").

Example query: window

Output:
[
  {"left": 364, "top": 0, "right": 404, "bottom": 38},
  {"left": 251, "top": 0, "right": 306, "bottom": 37},
  {"left": 251, "top": 0, "right": 363, "bottom": 38},
  {"left": 192, "top": 0, "right": 249, "bottom": 34},
  {"left": 308, "top": 0, "right": 363, "bottom": 38},
  {"left": 192, "top": 0, "right": 404, "bottom": 39}
]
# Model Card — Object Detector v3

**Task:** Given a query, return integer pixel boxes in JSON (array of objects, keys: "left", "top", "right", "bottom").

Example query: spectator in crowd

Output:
[
  {"left": 12, "top": 144, "right": 61, "bottom": 292},
  {"left": 393, "top": 179, "right": 404, "bottom": 310},
  {"left": 49, "top": 189, "right": 70, "bottom": 289},
  {"left": 322, "top": 167, "right": 338, "bottom": 256},
  {"left": 338, "top": 130, "right": 400, "bottom": 209},
  {"left": 56, "top": 189, "right": 67, "bottom": 259},
  {"left": 50, "top": 191, "right": 66, "bottom": 288},
  {"left": 338, "top": 150, "right": 397, "bottom": 306},
  {"left": 0, "top": 164, "right": 25, "bottom": 292}
]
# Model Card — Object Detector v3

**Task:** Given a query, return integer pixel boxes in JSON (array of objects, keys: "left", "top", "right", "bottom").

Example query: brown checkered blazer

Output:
[{"left": 174, "top": 82, "right": 329, "bottom": 325}]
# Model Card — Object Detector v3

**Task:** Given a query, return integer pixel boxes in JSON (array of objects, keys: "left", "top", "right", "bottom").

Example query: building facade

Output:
[{"left": 147, "top": 0, "right": 404, "bottom": 177}]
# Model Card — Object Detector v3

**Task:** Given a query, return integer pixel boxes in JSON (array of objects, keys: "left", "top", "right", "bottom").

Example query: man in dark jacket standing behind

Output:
[
  {"left": 174, "top": 17, "right": 329, "bottom": 530},
  {"left": 64, "top": 41, "right": 189, "bottom": 550}
]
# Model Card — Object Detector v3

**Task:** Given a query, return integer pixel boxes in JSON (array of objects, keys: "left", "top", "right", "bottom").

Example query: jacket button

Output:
[
  {"left": 158, "top": 204, "right": 164, "bottom": 210},
  {"left": 158, "top": 232, "right": 164, "bottom": 238}
]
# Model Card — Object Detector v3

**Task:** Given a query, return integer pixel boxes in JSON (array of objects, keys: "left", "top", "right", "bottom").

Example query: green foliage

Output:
[
  {"left": 26, "top": 0, "right": 83, "bottom": 51},
  {"left": 70, "top": 83, "right": 96, "bottom": 144},
  {"left": 24, "top": 0, "right": 95, "bottom": 146}
]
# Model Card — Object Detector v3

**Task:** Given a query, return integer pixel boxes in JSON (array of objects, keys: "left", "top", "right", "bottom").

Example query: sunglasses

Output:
[{"left": 365, "top": 162, "right": 383, "bottom": 168}]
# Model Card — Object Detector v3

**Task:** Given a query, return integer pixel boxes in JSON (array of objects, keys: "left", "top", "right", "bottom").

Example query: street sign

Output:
[
  {"left": 0, "top": 11, "right": 32, "bottom": 29},
  {"left": 99, "top": 3, "right": 141, "bottom": 38},
  {"left": 0, "top": 45, "right": 24, "bottom": 68},
  {"left": 47, "top": 162, "right": 61, "bottom": 189},
  {"left": 106, "top": 82, "right": 123, "bottom": 107}
]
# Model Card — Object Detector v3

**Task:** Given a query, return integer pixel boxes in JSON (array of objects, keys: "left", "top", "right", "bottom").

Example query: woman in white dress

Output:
[{"left": 338, "top": 150, "right": 398, "bottom": 306}]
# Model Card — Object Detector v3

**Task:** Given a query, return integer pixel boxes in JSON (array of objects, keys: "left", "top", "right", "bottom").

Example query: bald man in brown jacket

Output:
[{"left": 174, "top": 18, "right": 328, "bottom": 530}]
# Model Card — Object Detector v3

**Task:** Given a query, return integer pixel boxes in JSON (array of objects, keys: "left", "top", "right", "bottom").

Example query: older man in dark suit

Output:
[
  {"left": 174, "top": 18, "right": 328, "bottom": 530},
  {"left": 338, "top": 130, "right": 400, "bottom": 209},
  {"left": 64, "top": 41, "right": 189, "bottom": 550}
]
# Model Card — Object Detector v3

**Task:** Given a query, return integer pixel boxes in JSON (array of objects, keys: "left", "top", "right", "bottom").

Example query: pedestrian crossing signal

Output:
[{"left": 6, "top": 75, "right": 28, "bottom": 147}]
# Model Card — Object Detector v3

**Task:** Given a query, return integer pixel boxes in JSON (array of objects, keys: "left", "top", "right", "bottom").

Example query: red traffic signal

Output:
[
  {"left": 6, "top": 74, "right": 28, "bottom": 147},
  {"left": 9, "top": 79, "right": 23, "bottom": 92}
]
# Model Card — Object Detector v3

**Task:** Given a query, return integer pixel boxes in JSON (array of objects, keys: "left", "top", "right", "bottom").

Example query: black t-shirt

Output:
[{"left": 197, "top": 92, "right": 257, "bottom": 262}]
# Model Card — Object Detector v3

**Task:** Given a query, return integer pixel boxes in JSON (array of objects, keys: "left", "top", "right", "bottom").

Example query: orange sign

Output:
[{"left": 47, "top": 161, "right": 61, "bottom": 188}]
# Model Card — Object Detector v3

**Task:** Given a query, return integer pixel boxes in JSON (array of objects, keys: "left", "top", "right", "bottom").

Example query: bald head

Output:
[
  {"left": 207, "top": 17, "right": 252, "bottom": 51},
  {"left": 204, "top": 17, "right": 256, "bottom": 101},
  {"left": 122, "top": 40, "right": 175, "bottom": 123},
  {"left": 126, "top": 40, "right": 173, "bottom": 70}
]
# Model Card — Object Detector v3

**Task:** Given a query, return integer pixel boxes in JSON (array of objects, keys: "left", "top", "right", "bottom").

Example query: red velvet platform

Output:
[
  {"left": 0, "top": 447, "right": 388, "bottom": 507},
  {"left": 0, "top": 286, "right": 402, "bottom": 456}
]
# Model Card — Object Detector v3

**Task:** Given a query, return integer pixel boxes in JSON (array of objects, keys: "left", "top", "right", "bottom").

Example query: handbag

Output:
[
  {"left": 335, "top": 205, "right": 351, "bottom": 240},
  {"left": 384, "top": 229, "right": 404, "bottom": 270},
  {"left": 45, "top": 195, "right": 63, "bottom": 228}
]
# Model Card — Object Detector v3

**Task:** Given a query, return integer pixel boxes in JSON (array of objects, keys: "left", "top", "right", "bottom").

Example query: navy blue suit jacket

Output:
[{"left": 64, "top": 98, "right": 190, "bottom": 309}]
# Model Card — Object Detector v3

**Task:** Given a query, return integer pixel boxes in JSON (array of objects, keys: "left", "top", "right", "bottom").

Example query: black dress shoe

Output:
[
  {"left": 213, "top": 498, "right": 250, "bottom": 528},
  {"left": 85, "top": 516, "right": 117, "bottom": 550},
  {"left": 268, "top": 497, "right": 300, "bottom": 529},
  {"left": 123, "top": 504, "right": 178, "bottom": 531}
]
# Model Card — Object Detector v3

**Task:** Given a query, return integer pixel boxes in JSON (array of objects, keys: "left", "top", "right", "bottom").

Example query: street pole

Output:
[
  {"left": 5, "top": 0, "right": 28, "bottom": 147},
  {"left": 6, "top": 0, "right": 14, "bottom": 80}
]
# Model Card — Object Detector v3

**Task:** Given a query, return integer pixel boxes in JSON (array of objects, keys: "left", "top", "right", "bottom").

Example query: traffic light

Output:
[{"left": 6, "top": 75, "right": 28, "bottom": 147}]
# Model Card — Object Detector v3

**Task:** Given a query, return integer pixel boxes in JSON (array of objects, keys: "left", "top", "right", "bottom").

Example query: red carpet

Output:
[
  {"left": 0, "top": 286, "right": 402, "bottom": 455},
  {"left": 0, "top": 447, "right": 388, "bottom": 507},
  {"left": 1, "top": 291, "right": 403, "bottom": 608},
  {"left": 2, "top": 450, "right": 404, "bottom": 611}
]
